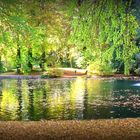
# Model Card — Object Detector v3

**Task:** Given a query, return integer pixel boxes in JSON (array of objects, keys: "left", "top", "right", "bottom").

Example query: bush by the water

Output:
[
  {"left": 41, "top": 68, "right": 64, "bottom": 78},
  {"left": 135, "top": 68, "right": 140, "bottom": 75},
  {"left": 0, "top": 61, "right": 5, "bottom": 73},
  {"left": 88, "top": 61, "right": 115, "bottom": 76}
]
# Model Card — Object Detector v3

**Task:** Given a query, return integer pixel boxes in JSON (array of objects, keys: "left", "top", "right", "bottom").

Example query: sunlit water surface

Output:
[{"left": 0, "top": 78, "right": 140, "bottom": 120}]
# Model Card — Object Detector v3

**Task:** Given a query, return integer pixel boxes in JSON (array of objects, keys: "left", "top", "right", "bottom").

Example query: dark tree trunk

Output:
[
  {"left": 40, "top": 51, "right": 46, "bottom": 71},
  {"left": 40, "top": 0, "right": 45, "bottom": 10},
  {"left": 16, "top": 47, "right": 21, "bottom": 74},
  {"left": 0, "top": 56, "right": 3, "bottom": 73},
  {"left": 28, "top": 48, "right": 33, "bottom": 71},
  {"left": 28, "top": 80, "right": 34, "bottom": 120},
  {"left": 78, "top": 0, "right": 84, "bottom": 6},
  {"left": 17, "top": 79, "right": 22, "bottom": 120}
]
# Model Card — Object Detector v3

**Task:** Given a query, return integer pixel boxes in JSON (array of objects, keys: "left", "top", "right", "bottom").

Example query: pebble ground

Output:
[{"left": 0, "top": 118, "right": 140, "bottom": 140}]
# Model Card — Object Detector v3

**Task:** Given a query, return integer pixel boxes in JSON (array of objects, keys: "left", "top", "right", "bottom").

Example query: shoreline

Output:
[
  {"left": 0, "top": 75, "right": 41, "bottom": 79},
  {"left": 0, "top": 118, "right": 140, "bottom": 140},
  {"left": 0, "top": 74, "right": 140, "bottom": 80}
]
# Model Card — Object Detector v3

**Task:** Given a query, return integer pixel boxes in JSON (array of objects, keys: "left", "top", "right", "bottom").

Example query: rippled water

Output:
[{"left": 0, "top": 78, "right": 140, "bottom": 120}]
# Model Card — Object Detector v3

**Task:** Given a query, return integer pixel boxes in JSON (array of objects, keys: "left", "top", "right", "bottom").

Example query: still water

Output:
[{"left": 0, "top": 78, "right": 140, "bottom": 120}]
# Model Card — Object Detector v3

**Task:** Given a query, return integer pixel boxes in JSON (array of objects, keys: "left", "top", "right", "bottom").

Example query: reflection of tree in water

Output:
[
  {"left": 83, "top": 78, "right": 88, "bottom": 119},
  {"left": 41, "top": 80, "right": 69, "bottom": 120},
  {"left": 55, "top": 80, "right": 71, "bottom": 120},
  {"left": 0, "top": 80, "right": 20, "bottom": 120},
  {"left": 16, "top": 79, "right": 22, "bottom": 120},
  {"left": 0, "top": 80, "right": 3, "bottom": 119},
  {"left": 41, "top": 80, "right": 47, "bottom": 119},
  {"left": 84, "top": 79, "right": 113, "bottom": 119},
  {"left": 68, "top": 78, "right": 85, "bottom": 119},
  {"left": 28, "top": 80, "right": 34, "bottom": 120},
  {"left": 0, "top": 80, "right": 3, "bottom": 97}
]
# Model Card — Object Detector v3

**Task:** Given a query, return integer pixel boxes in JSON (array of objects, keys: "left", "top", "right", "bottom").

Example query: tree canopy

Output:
[{"left": 0, "top": 0, "right": 140, "bottom": 75}]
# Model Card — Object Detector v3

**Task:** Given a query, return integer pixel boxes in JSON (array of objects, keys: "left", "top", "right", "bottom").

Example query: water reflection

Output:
[
  {"left": 133, "top": 83, "right": 140, "bottom": 86},
  {"left": 17, "top": 79, "right": 22, "bottom": 120},
  {"left": 0, "top": 78, "right": 140, "bottom": 120},
  {"left": 28, "top": 80, "right": 34, "bottom": 120}
]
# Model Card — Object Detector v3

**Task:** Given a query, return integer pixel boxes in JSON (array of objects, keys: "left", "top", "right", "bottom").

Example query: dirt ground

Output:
[
  {"left": 0, "top": 68, "right": 87, "bottom": 78},
  {"left": 0, "top": 118, "right": 140, "bottom": 140},
  {"left": 1, "top": 68, "right": 140, "bottom": 79}
]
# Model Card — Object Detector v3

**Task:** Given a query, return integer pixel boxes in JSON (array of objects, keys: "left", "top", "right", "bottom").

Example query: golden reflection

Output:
[
  {"left": 44, "top": 78, "right": 86, "bottom": 119},
  {"left": 0, "top": 78, "right": 133, "bottom": 120},
  {"left": 0, "top": 90, "right": 19, "bottom": 120}
]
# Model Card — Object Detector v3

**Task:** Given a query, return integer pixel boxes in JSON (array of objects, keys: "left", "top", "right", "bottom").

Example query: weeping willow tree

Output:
[{"left": 70, "top": 0, "right": 139, "bottom": 75}]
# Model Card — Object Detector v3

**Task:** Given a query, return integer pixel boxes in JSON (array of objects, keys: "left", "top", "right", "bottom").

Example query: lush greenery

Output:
[{"left": 0, "top": 0, "right": 140, "bottom": 75}]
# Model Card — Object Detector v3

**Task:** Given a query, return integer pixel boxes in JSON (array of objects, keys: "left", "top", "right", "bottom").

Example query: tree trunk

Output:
[
  {"left": 40, "top": 51, "right": 46, "bottom": 71},
  {"left": 0, "top": 56, "right": 3, "bottom": 73},
  {"left": 40, "top": 0, "right": 45, "bottom": 10},
  {"left": 124, "top": 2, "right": 131, "bottom": 75},
  {"left": 78, "top": 0, "right": 83, "bottom": 6},
  {"left": 16, "top": 47, "right": 21, "bottom": 74},
  {"left": 28, "top": 48, "right": 33, "bottom": 71}
]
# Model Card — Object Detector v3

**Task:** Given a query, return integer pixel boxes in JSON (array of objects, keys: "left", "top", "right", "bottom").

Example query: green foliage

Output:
[
  {"left": 0, "top": 61, "right": 5, "bottom": 73},
  {"left": 135, "top": 68, "right": 140, "bottom": 75},
  {"left": 70, "top": 0, "right": 139, "bottom": 75},
  {"left": 41, "top": 68, "right": 64, "bottom": 78},
  {"left": 88, "top": 60, "right": 114, "bottom": 76},
  {"left": 0, "top": 0, "right": 140, "bottom": 76}
]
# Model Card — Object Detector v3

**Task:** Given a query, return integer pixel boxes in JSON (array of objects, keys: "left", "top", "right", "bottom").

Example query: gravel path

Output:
[{"left": 0, "top": 119, "right": 140, "bottom": 140}]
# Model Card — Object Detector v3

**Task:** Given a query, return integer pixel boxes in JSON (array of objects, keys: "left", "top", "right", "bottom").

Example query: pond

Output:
[{"left": 0, "top": 78, "right": 140, "bottom": 121}]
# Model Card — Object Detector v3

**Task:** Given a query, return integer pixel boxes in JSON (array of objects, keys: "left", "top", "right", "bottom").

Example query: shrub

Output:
[
  {"left": 41, "top": 68, "right": 64, "bottom": 78},
  {"left": 88, "top": 60, "right": 114, "bottom": 76},
  {"left": 0, "top": 61, "right": 5, "bottom": 73},
  {"left": 20, "top": 65, "right": 31, "bottom": 74},
  {"left": 135, "top": 68, "right": 140, "bottom": 75}
]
